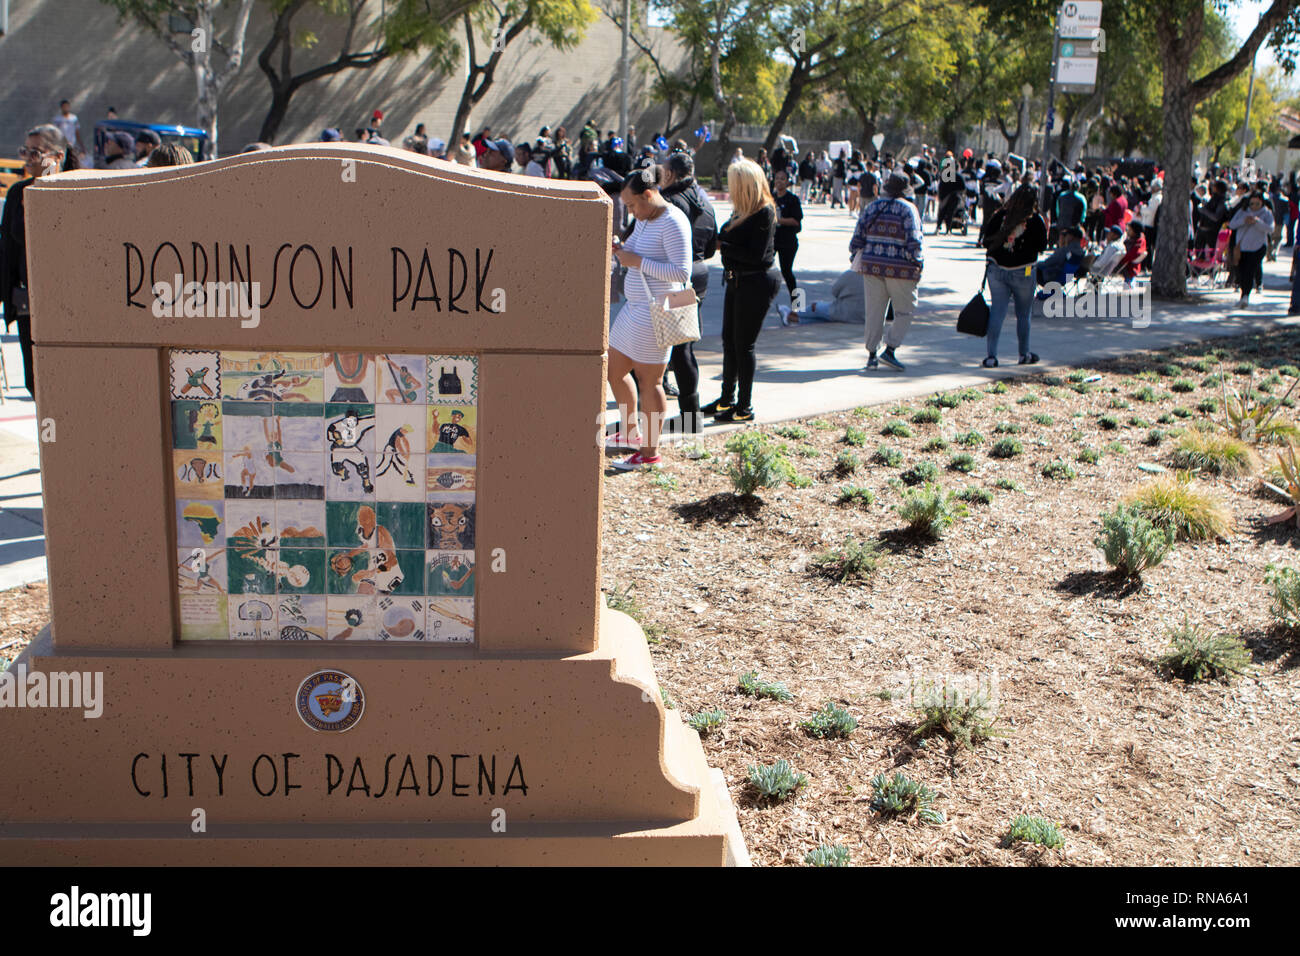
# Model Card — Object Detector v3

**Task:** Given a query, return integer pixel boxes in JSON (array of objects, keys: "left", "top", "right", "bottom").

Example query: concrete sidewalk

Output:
[
  {"left": 681, "top": 201, "right": 1297, "bottom": 422},
  {"left": 1, "top": 203, "right": 1295, "bottom": 589}
]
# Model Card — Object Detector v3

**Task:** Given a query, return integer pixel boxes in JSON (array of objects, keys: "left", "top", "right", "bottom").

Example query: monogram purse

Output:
[{"left": 637, "top": 270, "right": 700, "bottom": 350}]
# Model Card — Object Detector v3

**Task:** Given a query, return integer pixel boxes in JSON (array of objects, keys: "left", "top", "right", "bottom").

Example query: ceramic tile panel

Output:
[
  {"left": 375, "top": 354, "right": 427, "bottom": 405},
  {"left": 176, "top": 499, "right": 224, "bottom": 548},
  {"left": 276, "top": 593, "right": 327, "bottom": 641},
  {"left": 179, "top": 592, "right": 227, "bottom": 641},
  {"left": 169, "top": 349, "right": 478, "bottom": 642},
  {"left": 428, "top": 355, "right": 478, "bottom": 405},
  {"left": 169, "top": 350, "right": 220, "bottom": 400}
]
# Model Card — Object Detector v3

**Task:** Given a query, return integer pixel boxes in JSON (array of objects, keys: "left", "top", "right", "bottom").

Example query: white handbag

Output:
[{"left": 637, "top": 269, "right": 700, "bottom": 350}]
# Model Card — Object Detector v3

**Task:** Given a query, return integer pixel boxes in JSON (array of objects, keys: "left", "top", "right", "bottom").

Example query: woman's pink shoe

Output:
[{"left": 611, "top": 452, "right": 662, "bottom": 471}]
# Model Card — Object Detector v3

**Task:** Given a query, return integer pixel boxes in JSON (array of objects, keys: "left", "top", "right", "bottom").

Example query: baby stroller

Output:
[{"left": 941, "top": 192, "right": 969, "bottom": 234}]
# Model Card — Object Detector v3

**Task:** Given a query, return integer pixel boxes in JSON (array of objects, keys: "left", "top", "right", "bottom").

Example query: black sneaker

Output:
[
  {"left": 713, "top": 406, "right": 754, "bottom": 422},
  {"left": 701, "top": 398, "right": 733, "bottom": 417},
  {"left": 866, "top": 352, "right": 879, "bottom": 369},
  {"left": 879, "top": 347, "right": 905, "bottom": 371},
  {"left": 662, "top": 377, "right": 680, "bottom": 397}
]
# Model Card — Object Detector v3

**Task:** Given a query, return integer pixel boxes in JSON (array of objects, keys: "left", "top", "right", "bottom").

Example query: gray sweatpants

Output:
[{"left": 862, "top": 274, "right": 919, "bottom": 352}]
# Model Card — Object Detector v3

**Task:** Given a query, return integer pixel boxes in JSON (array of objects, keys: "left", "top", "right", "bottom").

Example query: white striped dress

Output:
[{"left": 609, "top": 203, "right": 692, "bottom": 364}]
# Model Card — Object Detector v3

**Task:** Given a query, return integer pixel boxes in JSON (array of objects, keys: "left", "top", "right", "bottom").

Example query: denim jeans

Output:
[
  {"left": 1291, "top": 244, "right": 1300, "bottom": 313},
  {"left": 985, "top": 262, "right": 1035, "bottom": 359}
]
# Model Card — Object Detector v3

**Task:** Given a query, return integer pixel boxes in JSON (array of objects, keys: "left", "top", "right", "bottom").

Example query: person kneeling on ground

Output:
[
  {"left": 778, "top": 269, "right": 867, "bottom": 325},
  {"left": 850, "top": 171, "right": 924, "bottom": 371}
]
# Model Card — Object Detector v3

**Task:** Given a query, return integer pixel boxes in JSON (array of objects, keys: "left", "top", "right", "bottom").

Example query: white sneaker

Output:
[{"left": 778, "top": 305, "right": 792, "bottom": 326}]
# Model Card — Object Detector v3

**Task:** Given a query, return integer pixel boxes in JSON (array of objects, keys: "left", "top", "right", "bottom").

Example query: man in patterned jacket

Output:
[{"left": 848, "top": 171, "right": 924, "bottom": 372}]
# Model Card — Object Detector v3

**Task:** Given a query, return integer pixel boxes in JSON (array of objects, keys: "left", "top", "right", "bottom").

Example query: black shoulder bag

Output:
[{"left": 956, "top": 265, "right": 990, "bottom": 337}]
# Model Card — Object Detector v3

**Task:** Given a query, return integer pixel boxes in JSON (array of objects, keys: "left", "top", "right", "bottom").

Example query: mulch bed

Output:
[
  {"left": 3, "top": 329, "right": 1298, "bottom": 866},
  {"left": 602, "top": 326, "right": 1300, "bottom": 866},
  {"left": 0, "top": 581, "right": 48, "bottom": 670}
]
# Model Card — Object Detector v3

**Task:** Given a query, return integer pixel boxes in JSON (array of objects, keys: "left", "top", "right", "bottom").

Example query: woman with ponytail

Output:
[
  {"left": 606, "top": 164, "right": 693, "bottom": 470},
  {"left": 980, "top": 184, "right": 1048, "bottom": 367}
]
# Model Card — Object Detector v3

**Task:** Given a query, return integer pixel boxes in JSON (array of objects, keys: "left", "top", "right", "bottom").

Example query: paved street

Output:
[{"left": 2, "top": 202, "right": 1295, "bottom": 587}]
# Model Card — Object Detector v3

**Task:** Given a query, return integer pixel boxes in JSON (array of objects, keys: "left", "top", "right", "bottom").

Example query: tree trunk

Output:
[
  {"left": 1153, "top": 40, "right": 1195, "bottom": 298},
  {"left": 193, "top": 3, "right": 217, "bottom": 156},
  {"left": 259, "top": 83, "right": 295, "bottom": 144}
]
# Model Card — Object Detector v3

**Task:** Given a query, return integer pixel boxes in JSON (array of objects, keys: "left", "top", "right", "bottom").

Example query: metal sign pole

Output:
[{"left": 1042, "top": 6, "right": 1062, "bottom": 215}]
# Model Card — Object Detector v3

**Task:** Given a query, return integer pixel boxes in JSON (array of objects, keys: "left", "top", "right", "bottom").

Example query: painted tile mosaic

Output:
[{"left": 171, "top": 350, "right": 478, "bottom": 643}]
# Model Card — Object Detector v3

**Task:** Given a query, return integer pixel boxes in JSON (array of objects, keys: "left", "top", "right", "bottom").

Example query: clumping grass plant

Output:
[
  {"left": 1126, "top": 473, "right": 1232, "bottom": 541},
  {"left": 1169, "top": 430, "right": 1259, "bottom": 477}
]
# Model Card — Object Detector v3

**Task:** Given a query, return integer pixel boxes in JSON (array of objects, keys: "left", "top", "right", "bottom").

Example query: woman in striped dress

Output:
[{"left": 607, "top": 166, "right": 692, "bottom": 470}]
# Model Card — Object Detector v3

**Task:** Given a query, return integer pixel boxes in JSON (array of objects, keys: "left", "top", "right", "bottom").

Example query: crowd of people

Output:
[{"left": 3, "top": 100, "right": 1294, "bottom": 462}]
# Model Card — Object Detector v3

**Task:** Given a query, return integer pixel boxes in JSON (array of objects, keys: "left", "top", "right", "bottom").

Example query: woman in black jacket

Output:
[
  {"left": 2, "top": 124, "right": 76, "bottom": 399},
  {"left": 701, "top": 159, "right": 778, "bottom": 423},
  {"left": 980, "top": 184, "right": 1048, "bottom": 368}
]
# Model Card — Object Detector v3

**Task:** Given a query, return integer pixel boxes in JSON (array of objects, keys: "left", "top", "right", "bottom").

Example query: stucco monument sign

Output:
[{"left": 0, "top": 145, "right": 744, "bottom": 865}]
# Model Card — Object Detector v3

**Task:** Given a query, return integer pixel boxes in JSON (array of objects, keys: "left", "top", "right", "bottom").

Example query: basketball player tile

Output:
[
  {"left": 375, "top": 354, "right": 427, "bottom": 405},
  {"left": 381, "top": 550, "right": 426, "bottom": 596},
  {"left": 427, "top": 355, "right": 478, "bottom": 405},
  {"left": 176, "top": 499, "right": 224, "bottom": 549},
  {"left": 179, "top": 592, "right": 227, "bottom": 641},
  {"left": 173, "top": 450, "right": 224, "bottom": 501},
  {"left": 375, "top": 502, "right": 426, "bottom": 550},
  {"left": 324, "top": 353, "right": 378, "bottom": 404},
  {"left": 375, "top": 595, "right": 426, "bottom": 642},
  {"left": 327, "top": 595, "right": 378, "bottom": 640},
  {"left": 171, "top": 399, "right": 223, "bottom": 451},
  {"left": 425, "top": 597, "right": 474, "bottom": 644},
  {"left": 229, "top": 594, "right": 277, "bottom": 640},
  {"left": 275, "top": 593, "right": 327, "bottom": 641},
  {"left": 176, "top": 547, "right": 227, "bottom": 595},
  {"left": 169, "top": 349, "right": 220, "bottom": 401},
  {"left": 326, "top": 548, "right": 373, "bottom": 595}
]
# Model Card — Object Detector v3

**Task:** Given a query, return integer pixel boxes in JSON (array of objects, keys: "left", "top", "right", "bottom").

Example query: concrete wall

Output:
[{"left": 0, "top": 0, "right": 691, "bottom": 157}]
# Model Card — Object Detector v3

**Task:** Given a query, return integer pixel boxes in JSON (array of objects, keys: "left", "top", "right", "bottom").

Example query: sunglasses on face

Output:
[{"left": 18, "top": 146, "right": 58, "bottom": 159}]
